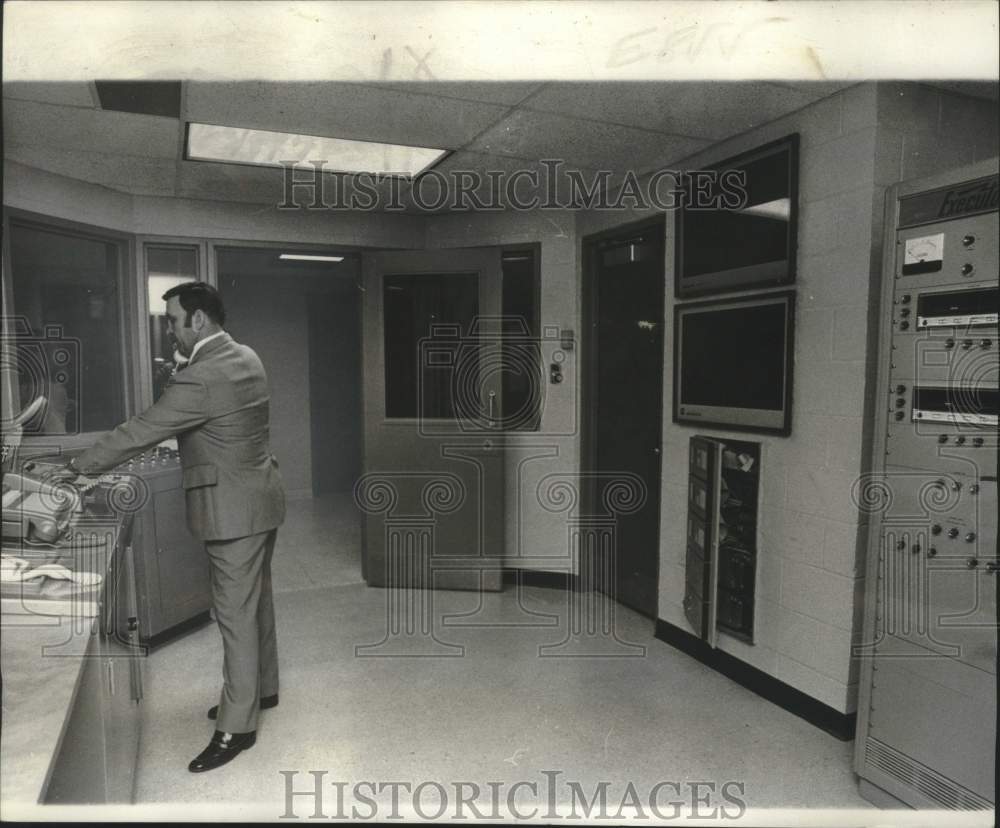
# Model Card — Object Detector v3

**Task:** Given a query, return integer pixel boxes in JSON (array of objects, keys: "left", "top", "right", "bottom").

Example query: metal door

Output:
[{"left": 360, "top": 248, "right": 505, "bottom": 591}]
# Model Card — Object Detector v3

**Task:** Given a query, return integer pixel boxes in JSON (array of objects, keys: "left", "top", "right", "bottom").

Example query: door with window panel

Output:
[{"left": 360, "top": 248, "right": 505, "bottom": 591}]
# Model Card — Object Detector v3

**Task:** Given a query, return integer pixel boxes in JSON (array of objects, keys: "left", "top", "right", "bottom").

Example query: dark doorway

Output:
[
  {"left": 217, "top": 247, "right": 362, "bottom": 498},
  {"left": 583, "top": 217, "right": 666, "bottom": 618},
  {"left": 307, "top": 284, "right": 362, "bottom": 494}
]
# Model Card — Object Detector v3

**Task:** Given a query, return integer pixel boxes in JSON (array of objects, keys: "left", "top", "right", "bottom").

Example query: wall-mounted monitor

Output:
[
  {"left": 675, "top": 134, "right": 799, "bottom": 298},
  {"left": 673, "top": 291, "right": 795, "bottom": 435}
]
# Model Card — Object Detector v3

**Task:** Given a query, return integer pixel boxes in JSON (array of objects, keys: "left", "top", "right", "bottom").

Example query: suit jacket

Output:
[{"left": 75, "top": 333, "right": 286, "bottom": 541}]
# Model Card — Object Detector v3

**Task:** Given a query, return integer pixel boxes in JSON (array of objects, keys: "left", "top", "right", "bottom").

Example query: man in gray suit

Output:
[{"left": 60, "top": 281, "right": 285, "bottom": 773}]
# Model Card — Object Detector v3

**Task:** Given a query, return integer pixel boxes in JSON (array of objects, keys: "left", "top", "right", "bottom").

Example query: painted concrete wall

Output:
[{"left": 575, "top": 81, "right": 998, "bottom": 714}]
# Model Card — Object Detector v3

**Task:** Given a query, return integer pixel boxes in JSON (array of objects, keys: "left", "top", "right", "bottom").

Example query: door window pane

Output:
[
  {"left": 501, "top": 250, "right": 540, "bottom": 430},
  {"left": 383, "top": 273, "right": 479, "bottom": 419},
  {"left": 145, "top": 246, "right": 198, "bottom": 400},
  {"left": 8, "top": 221, "right": 125, "bottom": 434}
]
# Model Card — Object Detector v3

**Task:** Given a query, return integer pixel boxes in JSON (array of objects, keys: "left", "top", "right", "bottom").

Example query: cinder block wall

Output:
[{"left": 576, "top": 82, "right": 997, "bottom": 714}]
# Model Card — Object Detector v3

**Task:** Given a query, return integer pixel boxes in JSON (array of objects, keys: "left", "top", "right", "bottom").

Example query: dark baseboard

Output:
[
  {"left": 144, "top": 610, "right": 213, "bottom": 650},
  {"left": 503, "top": 568, "right": 579, "bottom": 591},
  {"left": 655, "top": 618, "right": 857, "bottom": 742}
]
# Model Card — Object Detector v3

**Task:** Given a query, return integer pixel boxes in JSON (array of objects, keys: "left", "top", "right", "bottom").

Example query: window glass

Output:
[
  {"left": 383, "top": 273, "right": 479, "bottom": 419},
  {"left": 8, "top": 222, "right": 125, "bottom": 435},
  {"left": 501, "top": 250, "right": 540, "bottom": 430},
  {"left": 145, "top": 246, "right": 198, "bottom": 400}
]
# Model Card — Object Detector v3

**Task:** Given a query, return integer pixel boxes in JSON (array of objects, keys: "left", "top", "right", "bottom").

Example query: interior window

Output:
[
  {"left": 383, "top": 273, "right": 480, "bottom": 420},
  {"left": 145, "top": 245, "right": 199, "bottom": 400},
  {"left": 8, "top": 221, "right": 126, "bottom": 435},
  {"left": 501, "top": 249, "right": 540, "bottom": 430}
]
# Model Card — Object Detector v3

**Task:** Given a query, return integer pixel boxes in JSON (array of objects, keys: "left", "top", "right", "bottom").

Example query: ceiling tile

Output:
[
  {"left": 176, "top": 160, "right": 289, "bottom": 204},
  {"left": 467, "top": 109, "right": 707, "bottom": 173},
  {"left": 424, "top": 150, "right": 624, "bottom": 210},
  {"left": 2, "top": 81, "right": 97, "bottom": 108},
  {"left": 4, "top": 143, "right": 177, "bottom": 195},
  {"left": 525, "top": 81, "right": 839, "bottom": 140},
  {"left": 3, "top": 98, "right": 181, "bottom": 159},
  {"left": 524, "top": 82, "right": 835, "bottom": 140},
  {"left": 926, "top": 81, "right": 1000, "bottom": 102},
  {"left": 175, "top": 159, "right": 404, "bottom": 208},
  {"left": 184, "top": 82, "right": 509, "bottom": 150},
  {"left": 371, "top": 81, "right": 543, "bottom": 106}
]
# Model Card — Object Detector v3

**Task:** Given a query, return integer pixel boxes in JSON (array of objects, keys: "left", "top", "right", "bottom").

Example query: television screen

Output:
[
  {"left": 674, "top": 291, "right": 794, "bottom": 434},
  {"left": 676, "top": 134, "right": 799, "bottom": 298}
]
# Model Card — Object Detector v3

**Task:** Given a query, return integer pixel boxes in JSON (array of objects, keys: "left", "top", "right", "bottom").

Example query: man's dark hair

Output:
[{"left": 162, "top": 281, "right": 226, "bottom": 326}]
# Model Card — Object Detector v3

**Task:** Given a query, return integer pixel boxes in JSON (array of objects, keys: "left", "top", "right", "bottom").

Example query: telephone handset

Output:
[{"left": 1, "top": 472, "right": 82, "bottom": 545}]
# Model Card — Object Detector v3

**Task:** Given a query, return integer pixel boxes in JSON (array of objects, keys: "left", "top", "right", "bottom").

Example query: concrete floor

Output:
[{"left": 133, "top": 493, "right": 876, "bottom": 819}]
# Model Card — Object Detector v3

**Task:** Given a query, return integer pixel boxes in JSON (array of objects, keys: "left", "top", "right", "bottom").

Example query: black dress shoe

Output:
[
  {"left": 188, "top": 730, "right": 256, "bottom": 773},
  {"left": 207, "top": 693, "right": 279, "bottom": 720}
]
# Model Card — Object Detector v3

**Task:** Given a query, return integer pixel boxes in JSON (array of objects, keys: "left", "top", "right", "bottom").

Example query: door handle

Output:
[{"left": 488, "top": 390, "right": 497, "bottom": 425}]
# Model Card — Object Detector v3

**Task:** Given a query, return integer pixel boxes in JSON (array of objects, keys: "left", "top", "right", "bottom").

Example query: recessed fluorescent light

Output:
[
  {"left": 739, "top": 198, "right": 791, "bottom": 221},
  {"left": 187, "top": 122, "right": 447, "bottom": 178},
  {"left": 278, "top": 254, "right": 345, "bottom": 262}
]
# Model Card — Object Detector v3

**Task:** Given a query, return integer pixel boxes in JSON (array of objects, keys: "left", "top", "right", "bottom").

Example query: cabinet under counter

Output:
[{"left": 0, "top": 512, "right": 143, "bottom": 813}]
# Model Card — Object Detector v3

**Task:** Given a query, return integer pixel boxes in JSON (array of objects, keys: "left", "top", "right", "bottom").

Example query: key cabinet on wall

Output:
[{"left": 684, "top": 435, "right": 761, "bottom": 645}]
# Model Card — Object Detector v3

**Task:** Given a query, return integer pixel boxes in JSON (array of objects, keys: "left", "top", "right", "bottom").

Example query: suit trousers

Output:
[{"left": 204, "top": 528, "right": 279, "bottom": 734}]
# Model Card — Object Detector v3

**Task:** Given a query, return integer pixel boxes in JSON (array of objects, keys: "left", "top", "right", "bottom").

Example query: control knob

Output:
[
  {"left": 961, "top": 234, "right": 976, "bottom": 247},
  {"left": 960, "top": 263, "right": 974, "bottom": 276}
]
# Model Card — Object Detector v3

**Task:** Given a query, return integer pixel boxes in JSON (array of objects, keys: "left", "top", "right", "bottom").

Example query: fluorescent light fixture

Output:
[
  {"left": 187, "top": 122, "right": 447, "bottom": 178},
  {"left": 148, "top": 274, "right": 193, "bottom": 314},
  {"left": 739, "top": 198, "right": 791, "bottom": 221},
  {"left": 278, "top": 254, "right": 345, "bottom": 263}
]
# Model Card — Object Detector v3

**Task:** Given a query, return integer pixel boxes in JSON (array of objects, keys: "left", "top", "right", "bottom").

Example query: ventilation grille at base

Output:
[{"left": 865, "top": 738, "right": 993, "bottom": 810}]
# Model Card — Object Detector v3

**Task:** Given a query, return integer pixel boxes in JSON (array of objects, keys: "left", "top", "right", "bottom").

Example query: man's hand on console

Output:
[{"left": 43, "top": 464, "right": 99, "bottom": 491}]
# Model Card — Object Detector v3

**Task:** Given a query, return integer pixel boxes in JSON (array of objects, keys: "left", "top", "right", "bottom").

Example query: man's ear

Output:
[{"left": 191, "top": 308, "right": 206, "bottom": 332}]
